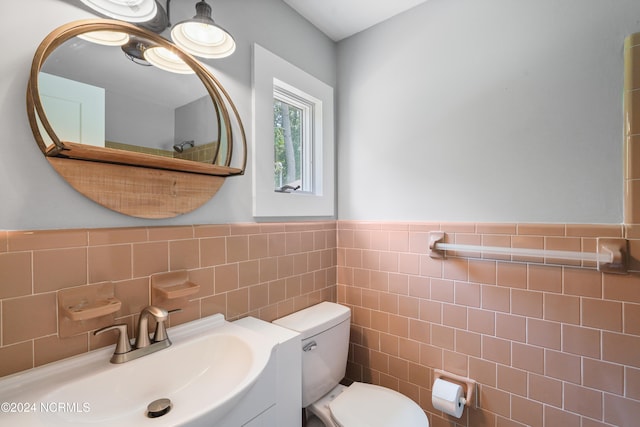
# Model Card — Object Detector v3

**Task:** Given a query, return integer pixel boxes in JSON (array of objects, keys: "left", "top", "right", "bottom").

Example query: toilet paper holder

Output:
[{"left": 434, "top": 369, "right": 476, "bottom": 408}]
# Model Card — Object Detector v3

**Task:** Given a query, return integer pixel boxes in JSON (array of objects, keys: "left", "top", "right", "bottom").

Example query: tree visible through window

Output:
[
  {"left": 273, "top": 86, "right": 312, "bottom": 193},
  {"left": 274, "top": 99, "right": 302, "bottom": 190}
]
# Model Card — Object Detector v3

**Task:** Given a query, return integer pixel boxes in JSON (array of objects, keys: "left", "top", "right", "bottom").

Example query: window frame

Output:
[{"left": 252, "top": 44, "right": 335, "bottom": 218}]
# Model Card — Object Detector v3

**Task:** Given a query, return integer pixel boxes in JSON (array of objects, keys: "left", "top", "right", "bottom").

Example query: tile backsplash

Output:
[
  {"left": 337, "top": 221, "right": 640, "bottom": 427},
  {"left": 0, "top": 222, "right": 337, "bottom": 377},
  {"left": 2, "top": 220, "right": 640, "bottom": 426}
]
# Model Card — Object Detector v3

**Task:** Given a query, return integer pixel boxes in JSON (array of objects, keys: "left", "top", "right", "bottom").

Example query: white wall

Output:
[
  {"left": 337, "top": 0, "right": 640, "bottom": 223},
  {"left": 0, "top": 0, "right": 335, "bottom": 230}
]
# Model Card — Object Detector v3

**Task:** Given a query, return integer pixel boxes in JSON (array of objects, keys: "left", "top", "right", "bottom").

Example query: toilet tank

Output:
[{"left": 273, "top": 302, "right": 351, "bottom": 407}]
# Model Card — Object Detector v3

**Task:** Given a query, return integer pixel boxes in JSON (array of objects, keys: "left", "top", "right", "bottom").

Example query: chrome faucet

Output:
[{"left": 94, "top": 305, "right": 172, "bottom": 364}]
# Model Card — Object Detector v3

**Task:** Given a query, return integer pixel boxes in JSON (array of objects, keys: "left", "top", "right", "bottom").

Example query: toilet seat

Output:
[{"left": 327, "top": 382, "right": 428, "bottom": 427}]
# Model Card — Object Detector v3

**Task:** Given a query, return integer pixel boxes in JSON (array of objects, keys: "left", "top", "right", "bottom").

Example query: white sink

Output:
[{"left": 0, "top": 314, "right": 274, "bottom": 426}]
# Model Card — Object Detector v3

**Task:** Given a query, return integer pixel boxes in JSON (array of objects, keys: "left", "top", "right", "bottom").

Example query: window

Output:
[
  {"left": 252, "top": 44, "right": 334, "bottom": 218},
  {"left": 273, "top": 81, "right": 314, "bottom": 193}
]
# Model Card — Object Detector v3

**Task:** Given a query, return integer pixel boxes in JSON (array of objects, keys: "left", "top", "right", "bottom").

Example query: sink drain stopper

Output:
[{"left": 147, "top": 398, "right": 172, "bottom": 418}]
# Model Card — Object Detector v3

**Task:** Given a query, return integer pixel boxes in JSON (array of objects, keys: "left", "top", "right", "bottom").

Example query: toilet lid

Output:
[{"left": 329, "top": 383, "right": 428, "bottom": 427}]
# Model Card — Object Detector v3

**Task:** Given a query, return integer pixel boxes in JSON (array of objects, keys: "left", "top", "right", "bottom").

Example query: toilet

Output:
[{"left": 273, "top": 302, "right": 429, "bottom": 427}]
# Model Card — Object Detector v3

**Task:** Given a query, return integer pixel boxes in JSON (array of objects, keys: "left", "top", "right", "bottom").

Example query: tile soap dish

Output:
[
  {"left": 63, "top": 297, "right": 121, "bottom": 321},
  {"left": 152, "top": 270, "right": 200, "bottom": 311},
  {"left": 57, "top": 282, "right": 121, "bottom": 338}
]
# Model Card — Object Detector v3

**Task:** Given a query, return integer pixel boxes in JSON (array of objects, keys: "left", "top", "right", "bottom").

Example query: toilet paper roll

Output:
[{"left": 431, "top": 378, "right": 465, "bottom": 418}]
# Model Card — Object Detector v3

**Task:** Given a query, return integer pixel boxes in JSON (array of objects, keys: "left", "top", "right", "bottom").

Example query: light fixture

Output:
[
  {"left": 143, "top": 46, "right": 195, "bottom": 74},
  {"left": 170, "top": 0, "right": 236, "bottom": 59},
  {"left": 78, "top": 30, "right": 130, "bottom": 46},
  {"left": 79, "top": 0, "right": 236, "bottom": 59},
  {"left": 79, "top": 0, "right": 157, "bottom": 23}
]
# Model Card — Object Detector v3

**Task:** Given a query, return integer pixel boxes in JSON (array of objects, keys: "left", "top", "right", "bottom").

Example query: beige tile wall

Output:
[
  {"left": 0, "top": 222, "right": 336, "bottom": 377},
  {"left": 337, "top": 221, "right": 640, "bottom": 427}
]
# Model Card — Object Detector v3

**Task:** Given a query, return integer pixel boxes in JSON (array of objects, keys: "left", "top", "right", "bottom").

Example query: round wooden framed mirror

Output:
[{"left": 26, "top": 19, "right": 247, "bottom": 218}]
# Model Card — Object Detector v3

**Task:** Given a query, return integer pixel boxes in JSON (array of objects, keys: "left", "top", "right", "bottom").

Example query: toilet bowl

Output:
[{"left": 273, "top": 302, "right": 429, "bottom": 427}]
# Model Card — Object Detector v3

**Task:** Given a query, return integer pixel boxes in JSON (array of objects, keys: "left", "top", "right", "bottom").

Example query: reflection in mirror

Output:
[
  {"left": 39, "top": 34, "right": 223, "bottom": 165},
  {"left": 28, "top": 19, "right": 246, "bottom": 177}
]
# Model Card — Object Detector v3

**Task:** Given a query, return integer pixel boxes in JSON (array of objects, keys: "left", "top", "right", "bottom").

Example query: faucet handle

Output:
[
  {"left": 94, "top": 324, "right": 132, "bottom": 354},
  {"left": 153, "top": 308, "right": 182, "bottom": 342}
]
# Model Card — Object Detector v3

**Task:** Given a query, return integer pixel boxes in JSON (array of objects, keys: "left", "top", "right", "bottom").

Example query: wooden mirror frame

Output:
[{"left": 26, "top": 20, "right": 247, "bottom": 218}]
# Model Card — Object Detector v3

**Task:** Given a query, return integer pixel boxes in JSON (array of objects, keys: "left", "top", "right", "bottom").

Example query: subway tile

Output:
[
  {"left": 409, "top": 319, "right": 430, "bottom": 344},
  {"left": 563, "top": 267, "right": 602, "bottom": 298},
  {"left": 193, "top": 224, "right": 230, "bottom": 238},
  {"left": 33, "top": 248, "right": 87, "bottom": 294},
  {"left": 388, "top": 273, "right": 408, "bottom": 295},
  {"left": 582, "top": 298, "right": 622, "bottom": 332},
  {"left": 565, "top": 224, "right": 623, "bottom": 238},
  {"left": 419, "top": 344, "right": 443, "bottom": 369},
  {"left": 544, "top": 293, "right": 580, "bottom": 324},
  {"left": 562, "top": 324, "right": 600, "bottom": 358},
  {"left": 497, "top": 365, "right": 527, "bottom": 397},
  {"left": 603, "top": 331, "right": 640, "bottom": 368},
  {"left": 626, "top": 366, "right": 640, "bottom": 400},
  {"left": 442, "top": 350, "right": 467, "bottom": 377},
  {"left": 496, "top": 262, "right": 527, "bottom": 289},
  {"left": 583, "top": 358, "right": 624, "bottom": 395},
  {"left": 34, "top": 334, "right": 88, "bottom": 367},
  {"left": 115, "top": 277, "right": 149, "bottom": 316},
  {"left": 277, "top": 255, "right": 294, "bottom": 279},
  {"left": 482, "top": 336, "right": 510, "bottom": 365},
  {"left": 510, "top": 289, "right": 542, "bottom": 318},
  {"left": 517, "top": 224, "right": 565, "bottom": 236},
  {"left": 430, "top": 278, "right": 454, "bottom": 303},
  {"left": 545, "top": 237, "right": 581, "bottom": 266},
  {"left": 0, "top": 231, "right": 7, "bottom": 253},
  {"left": 625, "top": 303, "right": 640, "bottom": 336},
  {"left": 455, "top": 329, "right": 481, "bottom": 357},
  {"left": 510, "top": 394, "right": 542, "bottom": 427},
  {"left": 469, "top": 357, "right": 497, "bottom": 387},
  {"left": 0, "top": 252, "right": 32, "bottom": 299},
  {"left": 603, "top": 273, "right": 640, "bottom": 304},
  {"left": 239, "top": 260, "right": 260, "bottom": 288},
  {"left": 88, "top": 227, "right": 147, "bottom": 245},
  {"left": 454, "top": 281, "right": 480, "bottom": 307},
  {"left": 511, "top": 343, "right": 544, "bottom": 374},
  {"left": 409, "top": 276, "right": 430, "bottom": 298},
  {"left": 543, "top": 405, "right": 580, "bottom": 427},
  {"left": 528, "top": 264, "right": 561, "bottom": 293},
  {"left": 442, "top": 303, "right": 466, "bottom": 329},
  {"left": 169, "top": 239, "right": 200, "bottom": 271},
  {"left": 8, "top": 229, "right": 87, "bottom": 251},
  {"left": 420, "top": 254, "right": 442, "bottom": 278},
  {"left": 442, "top": 257, "right": 468, "bottom": 281},
  {"left": 379, "top": 293, "right": 398, "bottom": 314},
  {"left": 229, "top": 223, "right": 261, "bottom": 236},
  {"left": 2, "top": 293, "right": 57, "bottom": 345},
  {"left": 398, "top": 253, "right": 420, "bottom": 275},
  {"left": 604, "top": 393, "right": 640, "bottom": 427},
  {"left": 478, "top": 386, "right": 510, "bottom": 419},
  {"left": 495, "top": 313, "right": 526, "bottom": 342},
  {"left": 476, "top": 223, "right": 517, "bottom": 235},
  {"left": 132, "top": 241, "right": 168, "bottom": 278},
  {"left": 0, "top": 341, "right": 33, "bottom": 377},
  {"left": 88, "top": 244, "right": 132, "bottom": 283},
  {"left": 379, "top": 252, "right": 398, "bottom": 273},
  {"left": 147, "top": 226, "right": 193, "bottom": 241},
  {"left": 468, "top": 308, "right": 495, "bottom": 335},
  {"left": 200, "top": 237, "right": 226, "bottom": 267},
  {"left": 481, "top": 285, "right": 510, "bottom": 313},
  {"left": 528, "top": 373, "right": 562, "bottom": 407},
  {"left": 399, "top": 338, "right": 420, "bottom": 363},
  {"left": 545, "top": 349, "right": 581, "bottom": 384},
  {"left": 469, "top": 259, "right": 496, "bottom": 285},
  {"left": 419, "top": 299, "right": 442, "bottom": 323},
  {"left": 527, "top": 318, "right": 561, "bottom": 350}
]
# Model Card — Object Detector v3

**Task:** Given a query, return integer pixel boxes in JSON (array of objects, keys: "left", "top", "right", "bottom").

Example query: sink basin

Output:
[{"left": 0, "top": 314, "right": 274, "bottom": 426}]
